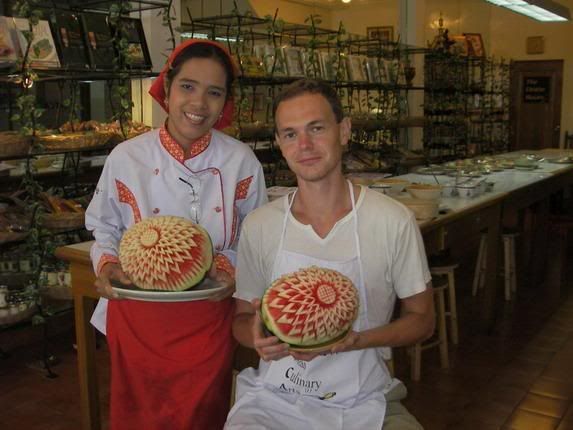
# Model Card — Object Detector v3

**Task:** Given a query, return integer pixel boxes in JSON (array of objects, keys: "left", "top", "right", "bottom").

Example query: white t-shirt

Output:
[{"left": 235, "top": 186, "right": 431, "bottom": 329}]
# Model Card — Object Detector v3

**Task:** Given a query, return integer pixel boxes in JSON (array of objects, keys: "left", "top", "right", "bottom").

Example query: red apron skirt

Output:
[{"left": 107, "top": 298, "right": 235, "bottom": 430}]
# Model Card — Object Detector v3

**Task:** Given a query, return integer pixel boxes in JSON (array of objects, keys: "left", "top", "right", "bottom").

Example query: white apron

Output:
[{"left": 226, "top": 182, "right": 390, "bottom": 430}]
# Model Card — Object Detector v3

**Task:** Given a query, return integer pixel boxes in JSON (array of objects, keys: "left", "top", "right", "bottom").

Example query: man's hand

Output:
[
  {"left": 290, "top": 331, "right": 360, "bottom": 360},
  {"left": 95, "top": 263, "right": 131, "bottom": 299},
  {"left": 251, "top": 298, "right": 289, "bottom": 362},
  {"left": 329, "top": 331, "right": 360, "bottom": 354},
  {"left": 207, "top": 264, "right": 235, "bottom": 301}
]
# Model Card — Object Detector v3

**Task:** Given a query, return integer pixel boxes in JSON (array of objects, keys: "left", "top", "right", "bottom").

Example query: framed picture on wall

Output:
[
  {"left": 366, "top": 26, "right": 394, "bottom": 42},
  {"left": 464, "top": 33, "right": 485, "bottom": 57}
]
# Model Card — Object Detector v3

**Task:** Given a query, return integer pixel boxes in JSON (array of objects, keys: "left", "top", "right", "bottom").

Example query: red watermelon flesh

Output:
[
  {"left": 119, "top": 216, "right": 213, "bottom": 291},
  {"left": 262, "top": 266, "right": 359, "bottom": 347}
]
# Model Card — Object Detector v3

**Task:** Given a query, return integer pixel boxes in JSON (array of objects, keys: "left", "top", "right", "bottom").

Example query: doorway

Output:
[{"left": 510, "top": 60, "right": 563, "bottom": 150}]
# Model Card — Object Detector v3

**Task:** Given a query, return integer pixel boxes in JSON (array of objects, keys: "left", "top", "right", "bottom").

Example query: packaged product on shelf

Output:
[
  {"left": 282, "top": 45, "right": 305, "bottom": 77},
  {"left": 11, "top": 18, "right": 61, "bottom": 69},
  {"left": 0, "top": 17, "right": 18, "bottom": 68},
  {"left": 253, "top": 44, "right": 287, "bottom": 76},
  {"left": 50, "top": 11, "right": 90, "bottom": 69},
  {"left": 111, "top": 17, "right": 152, "bottom": 70},
  {"left": 80, "top": 12, "right": 115, "bottom": 70}
]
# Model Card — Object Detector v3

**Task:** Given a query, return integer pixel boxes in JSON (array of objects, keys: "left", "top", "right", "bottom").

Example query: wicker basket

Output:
[
  {"left": 0, "top": 132, "right": 32, "bottom": 158},
  {"left": 42, "top": 212, "right": 85, "bottom": 230},
  {"left": 37, "top": 131, "right": 114, "bottom": 151}
]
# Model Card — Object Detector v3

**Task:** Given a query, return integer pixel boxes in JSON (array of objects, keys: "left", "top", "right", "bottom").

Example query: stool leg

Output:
[
  {"left": 503, "top": 236, "right": 511, "bottom": 301},
  {"left": 473, "top": 234, "right": 487, "bottom": 296},
  {"left": 447, "top": 271, "right": 459, "bottom": 345},
  {"left": 410, "top": 344, "right": 421, "bottom": 382},
  {"left": 436, "top": 288, "right": 449, "bottom": 369},
  {"left": 510, "top": 237, "right": 517, "bottom": 294}
]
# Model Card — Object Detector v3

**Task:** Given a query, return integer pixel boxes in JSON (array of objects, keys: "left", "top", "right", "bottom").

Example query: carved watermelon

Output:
[
  {"left": 261, "top": 266, "right": 359, "bottom": 348},
  {"left": 119, "top": 216, "right": 213, "bottom": 291}
]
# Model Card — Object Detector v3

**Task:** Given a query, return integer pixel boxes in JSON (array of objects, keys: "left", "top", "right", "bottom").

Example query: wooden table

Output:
[{"left": 55, "top": 242, "right": 100, "bottom": 430}]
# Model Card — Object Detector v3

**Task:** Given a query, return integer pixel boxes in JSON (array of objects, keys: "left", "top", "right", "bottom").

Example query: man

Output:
[{"left": 226, "top": 79, "right": 434, "bottom": 429}]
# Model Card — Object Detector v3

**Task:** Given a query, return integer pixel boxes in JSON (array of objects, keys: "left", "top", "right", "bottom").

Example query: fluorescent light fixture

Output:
[{"left": 485, "top": 0, "right": 570, "bottom": 21}]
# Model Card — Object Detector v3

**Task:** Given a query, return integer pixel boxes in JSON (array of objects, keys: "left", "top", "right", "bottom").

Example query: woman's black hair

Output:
[{"left": 165, "top": 42, "right": 235, "bottom": 99}]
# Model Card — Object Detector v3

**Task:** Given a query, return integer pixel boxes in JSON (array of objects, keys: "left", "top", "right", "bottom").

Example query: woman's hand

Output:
[
  {"left": 251, "top": 298, "right": 289, "bottom": 362},
  {"left": 207, "top": 264, "right": 236, "bottom": 301},
  {"left": 95, "top": 263, "right": 131, "bottom": 299}
]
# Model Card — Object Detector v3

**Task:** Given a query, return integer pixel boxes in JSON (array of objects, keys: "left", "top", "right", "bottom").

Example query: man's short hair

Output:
[{"left": 272, "top": 79, "right": 345, "bottom": 124}]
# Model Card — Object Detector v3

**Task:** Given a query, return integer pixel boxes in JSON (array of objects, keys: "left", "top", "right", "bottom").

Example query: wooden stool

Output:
[
  {"left": 410, "top": 284, "right": 449, "bottom": 381},
  {"left": 473, "top": 231, "right": 518, "bottom": 301},
  {"left": 430, "top": 263, "right": 459, "bottom": 345}
]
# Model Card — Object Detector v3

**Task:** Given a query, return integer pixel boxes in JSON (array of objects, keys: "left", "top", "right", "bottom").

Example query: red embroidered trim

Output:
[
  {"left": 235, "top": 176, "right": 254, "bottom": 200},
  {"left": 159, "top": 127, "right": 211, "bottom": 161},
  {"left": 229, "top": 176, "right": 254, "bottom": 246},
  {"left": 214, "top": 254, "right": 235, "bottom": 278},
  {"left": 97, "top": 254, "right": 120, "bottom": 276},
  {"left": 115, "top": 179, "right": 142, "bottom": 223}
]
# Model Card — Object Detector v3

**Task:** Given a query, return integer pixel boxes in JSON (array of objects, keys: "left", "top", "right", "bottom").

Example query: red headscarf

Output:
[{"left": 149, "top": 39, "right": 236, "bottom": 130}]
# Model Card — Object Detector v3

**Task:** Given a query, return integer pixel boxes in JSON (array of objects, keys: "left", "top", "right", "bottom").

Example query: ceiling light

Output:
[
  {"left": 341, "top": 0, "right": 352, "bottom": 3},
  {"left": 485, "top": 0, "right": 570, "bottom": 21}
]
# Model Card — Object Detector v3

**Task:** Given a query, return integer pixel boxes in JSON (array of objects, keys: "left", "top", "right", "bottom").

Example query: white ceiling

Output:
[{"left": 283, "top": 0, "right": 388, "bottom": 10}]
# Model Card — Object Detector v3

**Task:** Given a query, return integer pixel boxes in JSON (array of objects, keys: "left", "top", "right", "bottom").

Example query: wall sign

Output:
[{"left": 523, "top": 77, "right": 551, "bottom": 103}]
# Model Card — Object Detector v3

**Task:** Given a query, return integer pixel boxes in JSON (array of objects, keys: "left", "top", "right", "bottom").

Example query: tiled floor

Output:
[{"left": 1, "top": 272, "right": 573, "bottom": 429}]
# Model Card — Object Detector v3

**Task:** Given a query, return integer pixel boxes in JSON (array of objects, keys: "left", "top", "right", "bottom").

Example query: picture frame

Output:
[
  {"left": 366, "top": 26, "right": 394, "bottom": 42},
  {"left": 282, "top": 46, "right": 305, "bottom": 77},
  {"left": 464, "top": 33, "right": 485, "bottom": 57}
]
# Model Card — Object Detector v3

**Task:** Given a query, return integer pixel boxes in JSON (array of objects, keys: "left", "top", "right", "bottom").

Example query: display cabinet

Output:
[
  {"left": 423, "top": 51, "right": 510, "bottom": 160},
  {"left": 0, "top": 0, "right": 168, "bottom": 371},
  {"left": 180, "top": 11, "right": 426, "bottom": 185}
]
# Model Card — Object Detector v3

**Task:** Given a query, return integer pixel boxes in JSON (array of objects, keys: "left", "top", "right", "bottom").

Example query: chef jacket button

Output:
[
  {"left": 215, "top": 245, "right": 221, "bottom": 251},
  {"left": 212, "top": 170, "right": 218, "bottom": 175},
  {"left": 153, "top": 208, "right": 160, "bottom": 214},
  {"left": 214, "top": 206, "right": 222, "bottom": 213},
  {"left": 154, "top": 168, "right": 159, "bottom": 175}
]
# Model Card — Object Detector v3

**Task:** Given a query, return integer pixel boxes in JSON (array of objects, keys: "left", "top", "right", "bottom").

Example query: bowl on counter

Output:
[
  {"left": 371, "top": 178, "right": 410, "bottom": 195},
  {"left": 406, "top": 183, "right": 442, "bottom": 201},
  {"left": 456, "top": 183, "right": 478, "bottom": 199},
  {"left": 394, "top": 197, "right": 439, "bottom": 220}
]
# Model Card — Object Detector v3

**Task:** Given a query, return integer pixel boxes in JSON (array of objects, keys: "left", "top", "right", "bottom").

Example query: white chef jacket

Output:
[{"left": 85, "top": 127, "right": 268, "bottom": 333}]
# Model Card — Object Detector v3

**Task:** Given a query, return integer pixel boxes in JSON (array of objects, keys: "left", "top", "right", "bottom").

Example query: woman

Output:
[{"left": 85, "top": 39, "right": 267, "bottom": 430}]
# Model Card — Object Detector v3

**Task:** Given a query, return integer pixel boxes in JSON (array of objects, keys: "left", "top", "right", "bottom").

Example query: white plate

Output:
[
  {"left": 111, "top": 278, "right": 226, "bottom": 302},
  {"left": 546, "top": 157, "right": 573, "bottom": 164}
]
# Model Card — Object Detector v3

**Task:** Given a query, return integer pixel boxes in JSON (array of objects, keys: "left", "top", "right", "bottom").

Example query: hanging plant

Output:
[
  {"left": 11, "top": 0, "right": 45, "bottom": 148},
  {"left": 109, "top": 2, "right": 133, "bottom": 139}
]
